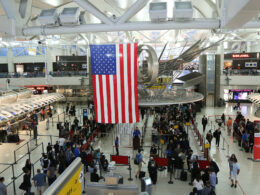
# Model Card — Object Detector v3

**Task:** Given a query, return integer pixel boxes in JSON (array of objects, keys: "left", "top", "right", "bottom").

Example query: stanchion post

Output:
[
  {"left": 168, "top": 160, "right": 173, "bottom": 184},
  {"left": 27, "top": 142, "right": 31, "bottom": 161},
  {"left": 128, "top": 157, "right": 133, "bottom": 181},
  {"left": 50, "top": 135, "right": 53, "bottom": 145},
  {"left": 226, "top": 144, "right": 230, "bottom": 158},
  {"left": 11, "top": 164, "right": 16, "bottom": 195},
  {"left": 222, "top": 137, "right": 226, "bottom": 150},
  {"left": 14, "top": 150, "right": 16, "bottom": 164}
]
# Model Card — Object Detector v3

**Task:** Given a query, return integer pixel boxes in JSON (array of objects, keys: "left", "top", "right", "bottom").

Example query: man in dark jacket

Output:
[
  {"left": 202, "top": 115, "right": 208, "bottom": 132},
  {"left": 148, "top": 157, "right": 158, "bottom": 184}
]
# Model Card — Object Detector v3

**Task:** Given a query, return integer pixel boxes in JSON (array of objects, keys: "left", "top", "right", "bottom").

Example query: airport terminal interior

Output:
[{"left": 1, "top": 0, "right": 260, "bottom": 195}]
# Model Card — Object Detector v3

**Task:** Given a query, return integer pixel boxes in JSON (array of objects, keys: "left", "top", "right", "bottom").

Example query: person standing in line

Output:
[
  {"left": 115, "top": 136, "right": 119, "bottom": 156},
  {"left": 148, "top": 157, "right": 158, "bottom": 184},
  {"left": 202, "top": 181, "right": 215, "bottom": 195},
  {"left": 206, "top": 130, "right": 213, "bottom": 148},
  {"left": 227, "top": 117, "right": 232, "bottom": 136},
  {"left": 193, "top": 175, "right": 204, "bottom": 195},
  {"left": 209, "top": 168, "right": 217, "bottom": 190},
  {"left": 214, "top": 128, "right": 221, "bottom": 147},
  {"left": 19, "top": 169, "right": 31, "bottom": 193},
  {"left": 47, "top": 162, "right": 56, "bottom": 186},
  {"left": 202, "top": 115, "right": 208, "bottom": 133},
  {"left": 0, "top": 177, "right": 7, "bottom": 195},
  {"left": 231, "top": 156, "right": 240, "bottom": 188},
  {"left": 33, "top": 169, "right": 46, "bottom": 195}
]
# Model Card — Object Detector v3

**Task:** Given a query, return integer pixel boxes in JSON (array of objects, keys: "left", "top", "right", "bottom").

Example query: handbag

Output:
[
  {"left": 19, "top": 182, "right": 27, "bottom": 191},
  {"left": 160, "top": 139, "right": 165, "bottom": 145}
]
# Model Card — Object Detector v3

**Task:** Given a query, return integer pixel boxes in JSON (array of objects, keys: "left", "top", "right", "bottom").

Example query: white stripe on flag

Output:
[
  {"left": 116, "top": 44, "right": 122, "bottom": 123},
  {"left": 123, "top": 44, "right": 129, "bottom": 123},
  {"left": 131, "top": 43, "right": 136, "bottom": 122},
  {"left": 102, "top": 75, "right": 108, "bottom": 123},
  {"left": 95, "top": 75, "right": 101, "bottom": 123},
  {"left": 109, "top": 75, "right": 115, "bottom": 123}
]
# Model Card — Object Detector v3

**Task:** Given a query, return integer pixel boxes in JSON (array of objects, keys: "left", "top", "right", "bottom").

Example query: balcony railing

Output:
[
  {"left": 223, "top": 69, "right": 260, "bottom": 76},
  {"left": 0, "top": 71, "right": 88, "bottom": 78}
]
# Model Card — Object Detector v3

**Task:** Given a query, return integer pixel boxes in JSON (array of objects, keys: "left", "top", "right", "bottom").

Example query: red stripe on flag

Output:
[
  {"left": 134, "top": 43, "right": 139, "bottom": 122},
  {"left": 92, "top": 75, "right": 98, "bottom": 122},
  {"left": 106, "top": 75, "right": 111, "bottom": 123},
  {"left": 113, "top": 75, "right": 118, "bottom": 123},
  {"left": 127, "top": 43, "right": 133, "bottom": 123},
  {"left": 119, "top": 44, "right": 125, "bottom": 123},
  {"left": 99, "top": 75, "right": 105, "bottom": 123}
]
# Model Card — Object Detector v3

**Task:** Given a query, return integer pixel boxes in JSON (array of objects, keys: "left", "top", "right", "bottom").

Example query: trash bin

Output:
[{"left": 141, "top": 177, "right": 152, "bottom": 195}]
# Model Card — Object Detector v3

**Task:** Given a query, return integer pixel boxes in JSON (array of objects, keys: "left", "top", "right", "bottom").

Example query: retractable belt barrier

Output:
[{"left": 110, "top": 155, "right": 133, "bottom": 181}]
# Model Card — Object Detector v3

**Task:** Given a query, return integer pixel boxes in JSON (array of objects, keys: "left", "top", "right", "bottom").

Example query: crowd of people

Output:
[
  {"left": 16, "top": 103, "right": 113, "bottom": 194},
  {"left": 133, "top": 104, "right": 220, "bottom": 195}
]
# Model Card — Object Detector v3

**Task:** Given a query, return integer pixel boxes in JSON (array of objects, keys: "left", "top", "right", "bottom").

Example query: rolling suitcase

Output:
[
  {"left": 139, "top": 171, "right": 145, "bottom": 179},
  {"left": 180, "top": 171, "right": 187, "bottom": 181}
]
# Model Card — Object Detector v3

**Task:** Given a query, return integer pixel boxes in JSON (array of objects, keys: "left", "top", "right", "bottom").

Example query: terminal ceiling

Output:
[{"left": 0, "top": 0, "right": 260, "bottom": 54}]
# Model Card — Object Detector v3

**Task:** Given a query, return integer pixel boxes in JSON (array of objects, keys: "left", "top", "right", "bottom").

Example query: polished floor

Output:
[{"left": 0, "top": 103, "right": 259, "bottom": 195}]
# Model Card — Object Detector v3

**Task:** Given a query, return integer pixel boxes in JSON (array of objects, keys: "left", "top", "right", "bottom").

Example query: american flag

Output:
[{"left": 90, "top": 43, "right": 139, "bottom": 124}]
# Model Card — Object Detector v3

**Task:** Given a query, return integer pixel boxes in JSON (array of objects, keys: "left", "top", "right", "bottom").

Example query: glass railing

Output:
[
  {"left": 0, "top": 71, "right": 88, "bottom": 78},
  {"left": 223, "top": 69, "right": 260, "bottom": 76},
  {"left": 50, "top": 71, "right": 88, "bottom": 77}
]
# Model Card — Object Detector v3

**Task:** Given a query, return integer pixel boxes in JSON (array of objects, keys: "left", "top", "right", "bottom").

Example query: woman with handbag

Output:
[
  {"left": 19, "top": 169, "right": 31, "bottom": 193},
  {"left": 47, "top": 162, "right": 56, "bottom": 186}
]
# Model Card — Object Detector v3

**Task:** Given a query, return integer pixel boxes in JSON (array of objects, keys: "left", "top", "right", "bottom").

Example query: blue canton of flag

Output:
[{"left": 90, "top": 44, "right": 116, "bottom": 75}]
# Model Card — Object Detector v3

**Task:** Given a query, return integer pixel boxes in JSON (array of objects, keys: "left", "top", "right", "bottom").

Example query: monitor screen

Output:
[{"left": 233, "top": 92, "right": 249, "bottom": 100}]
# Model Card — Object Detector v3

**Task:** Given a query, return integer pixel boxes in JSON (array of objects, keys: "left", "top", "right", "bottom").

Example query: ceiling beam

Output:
[
  {"left": 23, "top": 19, "right": 220, "bottom": 36},
  {"left": 222, "top": 0, "right": 260, "bottom": 29},
  {"left": 117, "top": 0, "right": 149, "bottom": 24},
  {"left": 73, "top": 0, "right": 114, "bottom": 24}
]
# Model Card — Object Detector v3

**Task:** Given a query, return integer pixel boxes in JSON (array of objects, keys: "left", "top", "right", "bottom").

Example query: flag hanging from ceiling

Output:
[{"left": 90, "top": 43, "right": 139, "bottom": 124}]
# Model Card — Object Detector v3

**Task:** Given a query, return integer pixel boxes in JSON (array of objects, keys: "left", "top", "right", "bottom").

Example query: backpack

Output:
[
  {"left": 134, "top": 154, "right": 141, "bottom": 165},
  {"left": 213, "top": 130, "right": 217, "bottom": 138},
  {"left": 42, "top": 158, "right": 49, "bottom": 168}
]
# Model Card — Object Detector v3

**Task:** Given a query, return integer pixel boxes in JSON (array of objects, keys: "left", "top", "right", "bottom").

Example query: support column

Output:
[
  {"left": 7, "top": 48, "right": 14, "bottom": 73},
  {"left": 198, "top": 55, "right": 207, "bottom": 106},
  {"left": 214, "top": 55, "right": 221, "bottom": 107},
  {"left": 46, "top": 47, "right": 53, "bottom": 73}
]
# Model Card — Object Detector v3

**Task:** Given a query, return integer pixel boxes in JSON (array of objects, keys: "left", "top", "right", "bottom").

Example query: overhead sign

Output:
[{"left": 232, "top": 53, "right": 250, "bottom": 58}]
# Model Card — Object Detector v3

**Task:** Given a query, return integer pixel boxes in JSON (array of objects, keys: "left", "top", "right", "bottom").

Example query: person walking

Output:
[
  {"left": 202, "top": 115, "right": 208, "bottom": 133},
  {"left": 148, "top": 157, "right": 158, "bottom": 184},
  {"left": 228, "top": 154, "right": 235, "bottom": 178},
  {"left": 221, "top": 113, "right": 225, "bottom": 125},
  {"left": 0, "top": 177, "right": 7, "bottom": 195},
  {"left": 115, "top": 136, "right": 119, "bottom": 156},
  {"left": 231, "top": 156, "right": 240, "bottom": 188},
  {"left": 135, "top": 150, "right": 146, "bottom": 179},
  {"left": 214, "top": 128, "right": 221, "bottom": 147},
  {"left": 227, "top": 117, "right": 232, "bottom": 136},
  {"left": 33, "top": 169, "right": 46, "bottom": 195}
]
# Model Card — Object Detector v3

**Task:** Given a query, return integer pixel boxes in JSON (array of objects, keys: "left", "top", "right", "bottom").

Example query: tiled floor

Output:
[{"left": 0, "top": 103, "right": 259, "bottom": 195}]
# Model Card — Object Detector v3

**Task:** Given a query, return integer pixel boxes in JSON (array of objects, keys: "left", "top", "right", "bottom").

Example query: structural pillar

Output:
[
  {"left": 214, "top": 55, "right": 221, "bottom": 107},
  {"left": 7, "top": 48, "right": 14, "bottom": 73},
  {"left": 198, "top": 55, "right": 207, "bottom": 106},
  {"left": 46, "top": 47, "right": 53, "bottom": 73}
]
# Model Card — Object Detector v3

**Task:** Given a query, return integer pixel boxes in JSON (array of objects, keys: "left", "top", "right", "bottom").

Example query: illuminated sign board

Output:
[{"left": 232, "top": 53, "right": 250, "bottom": 58}]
